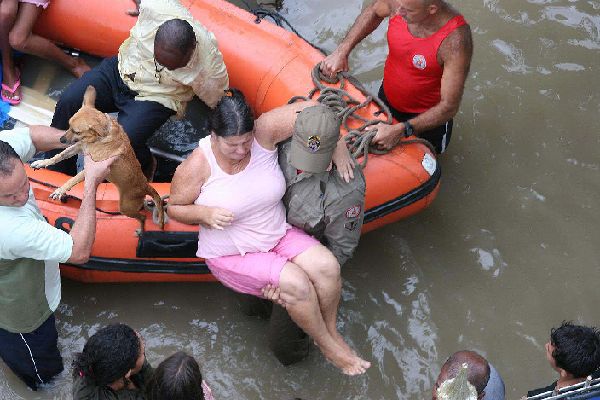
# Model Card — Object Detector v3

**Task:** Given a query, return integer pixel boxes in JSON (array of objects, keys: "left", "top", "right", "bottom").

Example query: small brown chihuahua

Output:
[{"left": 31, "top": 85, "right": 165, "bottom": 231}]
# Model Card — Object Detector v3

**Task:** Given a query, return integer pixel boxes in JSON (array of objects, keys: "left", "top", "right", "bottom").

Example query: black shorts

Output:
[
  {"left": 378, "top": 84, "right": 453, "bottom": 154},
  {"left": 0, "top": 314, "right": 63, "bottom": 390}
]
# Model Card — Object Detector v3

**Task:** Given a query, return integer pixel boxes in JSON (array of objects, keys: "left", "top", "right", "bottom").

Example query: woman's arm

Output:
[
  {"left": 168, "top": 148, "right": 234, "bottom": 229},
  {"left": 254, "top": 100, "right": 318, "bottom": 150}
]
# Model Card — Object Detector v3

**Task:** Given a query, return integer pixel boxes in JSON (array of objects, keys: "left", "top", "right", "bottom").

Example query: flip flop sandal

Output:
[{"left": 1, "top": 79, "right": 21, "bottom": 106}]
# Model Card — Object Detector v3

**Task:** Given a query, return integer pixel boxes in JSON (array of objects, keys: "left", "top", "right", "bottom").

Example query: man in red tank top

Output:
[{"left": 321, "top": 0, "right": 473, "bottom": 154}]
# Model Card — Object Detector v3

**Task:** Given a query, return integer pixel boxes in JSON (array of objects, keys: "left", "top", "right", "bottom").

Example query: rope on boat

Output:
[
  {"left": 241, "top": 1, "right": 328, "bottom": 55},
  {"left": 289, "top": 63, "right": 436, "bottom": 167}
]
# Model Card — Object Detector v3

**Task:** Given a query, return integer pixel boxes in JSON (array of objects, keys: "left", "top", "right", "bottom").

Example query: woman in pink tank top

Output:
[{"left": 168, "top": 89, "right": 370, "bottom": 375}]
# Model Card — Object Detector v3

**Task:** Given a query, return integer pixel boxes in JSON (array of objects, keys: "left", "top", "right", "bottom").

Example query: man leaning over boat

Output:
[
  {"left": 44, "top": 0, "right": 229, "bottom": 179},
  {"left": 0, "top": 126, "right": 116, "bottom": 390}
]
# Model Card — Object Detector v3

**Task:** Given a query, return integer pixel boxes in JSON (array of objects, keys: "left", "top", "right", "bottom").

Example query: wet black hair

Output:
[
  {"left": 72, "top": 324, "right": 141, "bottom": 386},
  {"left": 155, "top": 19, "right": 196, "bottom": 56},
  {"left": 0, "top": 140, "right": 20, "bottom": 176},
  {"left": 146, "top": 351, "right": 204, "bottom": 400},
  {"left": 551, "top": 321, "right": 600, "bottom": 378},
  {"left": 209, "top": 88, "right": 254, "bottom": 137}
]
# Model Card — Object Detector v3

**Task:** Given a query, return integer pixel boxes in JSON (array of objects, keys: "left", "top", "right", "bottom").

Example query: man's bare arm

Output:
[
  {"left": 28, "top": 126, "right": 68, "bottom": 153},
  {"left": 320, "top": 0, "right": 393, "bottom": 77}
]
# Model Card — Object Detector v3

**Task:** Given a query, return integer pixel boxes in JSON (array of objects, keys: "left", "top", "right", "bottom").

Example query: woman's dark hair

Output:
[
  {"left": 551, "top": 321, "right": 600, "bottom": 378},
  {"left": 146, "top": 351, "right": 204, "bottom": 400},
  {"left": 209, "top": 88, "right": 254, "bottom": 137},
  {"left": 72, "top": 324, "right": 141, "bottom": 386}
]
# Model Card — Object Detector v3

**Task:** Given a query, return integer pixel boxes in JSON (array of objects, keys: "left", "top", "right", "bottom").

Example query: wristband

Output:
[{"left": 404, "top": 120, "right": 414, "bottom": 138}]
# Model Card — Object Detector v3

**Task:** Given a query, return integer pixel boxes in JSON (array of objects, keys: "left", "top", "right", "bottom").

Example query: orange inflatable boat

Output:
[{"left": 27, "top": 0, "right": 441, "bottom": 283}]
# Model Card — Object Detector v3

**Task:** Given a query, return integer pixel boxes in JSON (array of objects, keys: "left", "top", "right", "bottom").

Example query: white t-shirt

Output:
[{"left": 0, "top": 128, "right": 73, "bottom": 312}]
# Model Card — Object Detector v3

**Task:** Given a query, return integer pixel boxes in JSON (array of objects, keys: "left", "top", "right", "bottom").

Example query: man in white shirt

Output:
[{"left": 0, "top": 126, "right": 114, "bottom": 390}]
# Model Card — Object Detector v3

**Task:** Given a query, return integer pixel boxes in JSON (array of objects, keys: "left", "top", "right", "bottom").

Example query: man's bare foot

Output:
[{"left": 70, "top": 58, "right": 91, "bottom": 78}]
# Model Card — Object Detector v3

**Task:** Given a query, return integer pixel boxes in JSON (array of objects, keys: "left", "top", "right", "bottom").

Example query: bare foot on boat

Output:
[
  {"left": 70, "top": 58, "right": 91, "bottom": 78},
  {"left": 322, "top": 343, "right": 371, "bottom": 375}
]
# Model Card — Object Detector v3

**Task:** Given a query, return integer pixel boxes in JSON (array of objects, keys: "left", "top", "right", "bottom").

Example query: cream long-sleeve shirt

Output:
[{"left": 118, "top": 0, "right": 229, "bottom": 116}]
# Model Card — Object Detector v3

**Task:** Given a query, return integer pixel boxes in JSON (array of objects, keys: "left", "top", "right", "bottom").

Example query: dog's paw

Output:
[
  {"left": 49, "top": 189, "right": 67, "bottom": 201},
  {"left": 30, "top": 160, "right": 50, "bottom": 170}
]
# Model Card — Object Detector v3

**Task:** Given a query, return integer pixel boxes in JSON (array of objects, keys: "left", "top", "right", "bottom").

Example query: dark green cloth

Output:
[{"left": 72, "top": 360, "right": 154, "bottom": 400}]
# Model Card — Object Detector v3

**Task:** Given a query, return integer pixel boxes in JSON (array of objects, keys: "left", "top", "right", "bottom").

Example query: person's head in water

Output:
[
  {"left": 73, "top": 324, "right": 145, "bottom": 391},
  {"left": 146, "top": 351, "right": 208, "bottom": 400},
  {"left": 432, "top": 351, "right": 490, "bottom": 400},
  {"left": 209, "top": 89, "right": 255, "bottom": 162},
  {"left": 546, "top": 321, "right": 600, "bottom": 379},
  {"left": 0, "top": 140, "right": 29, "bottom": 207},
  {"left": 154, "top": 19, "right": 196, "bottom": 70}
]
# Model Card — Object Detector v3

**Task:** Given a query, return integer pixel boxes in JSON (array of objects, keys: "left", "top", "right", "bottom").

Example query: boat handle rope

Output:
[
  {"left": 28, "top": 176, "right": 168, "bottom": 227},
  {"left": 288, "top": 63, "right": 436, "bottom": 167}
]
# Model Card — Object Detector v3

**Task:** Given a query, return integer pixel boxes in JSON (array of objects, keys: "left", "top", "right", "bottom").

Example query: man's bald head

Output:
[
  {"left": 154, "top": 19, "right": 196, "bottom": 70},
  {"left": 436, "top": 351, "right": 490, "bottom": 398}
]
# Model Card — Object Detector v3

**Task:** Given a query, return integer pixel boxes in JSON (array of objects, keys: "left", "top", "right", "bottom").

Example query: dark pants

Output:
[
  {"left": 237, "top": 294, "right": 309, "bottom": 366},
  {"left": 47, "top": 56, "right": 175, "bottom": 176},
  {"left": 378, "top": 84, "right": 453, "bottom": 154},
  {"left": 0, "top": 314, "right": 63, "bottom": 390}
]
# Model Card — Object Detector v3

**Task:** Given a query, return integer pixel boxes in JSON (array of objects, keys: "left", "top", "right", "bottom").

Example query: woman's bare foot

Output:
[
  {"left": 70, "top": 57, "right": 91, "bottom": 78},
  {"left": 321, "top": 342, "right": 371, "bottom": 375}
]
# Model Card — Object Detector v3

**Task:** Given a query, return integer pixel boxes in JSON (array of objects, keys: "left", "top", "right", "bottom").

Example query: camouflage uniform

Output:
[{"left": 263, "top": 140, "right": 365, "bottom": 365}]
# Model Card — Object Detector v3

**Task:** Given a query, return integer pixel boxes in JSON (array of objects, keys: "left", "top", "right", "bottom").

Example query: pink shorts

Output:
[
  {"left": 206, "top": 227, "right": 319, "bottom": 296},
  {"left": 19, "top": 0, "right": 50, "bottom": 9}
]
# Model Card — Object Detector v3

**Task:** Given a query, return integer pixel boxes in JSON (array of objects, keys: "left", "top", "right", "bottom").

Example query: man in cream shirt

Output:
[{"left": 47, "top": 0, "right": 229, "bottom": 178}]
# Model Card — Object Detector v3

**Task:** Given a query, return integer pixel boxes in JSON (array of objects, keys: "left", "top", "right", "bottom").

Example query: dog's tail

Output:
[{"left": 146, "top": 185, "right": 165, "bottom": 230}]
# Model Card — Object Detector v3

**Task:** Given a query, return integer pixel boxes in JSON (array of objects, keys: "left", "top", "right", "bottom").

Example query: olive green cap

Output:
[{"left": 290, "top": 105, "right": 341, "bottom": 173}]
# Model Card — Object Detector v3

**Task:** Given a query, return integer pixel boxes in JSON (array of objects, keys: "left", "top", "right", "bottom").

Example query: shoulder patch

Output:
[{"left": 345, "top": 205, "right": 361, "bottom": 218}]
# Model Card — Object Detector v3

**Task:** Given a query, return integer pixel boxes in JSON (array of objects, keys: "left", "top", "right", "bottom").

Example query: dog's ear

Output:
[{"left": 83, "top": 86, "right": 97, "bottom": 107}]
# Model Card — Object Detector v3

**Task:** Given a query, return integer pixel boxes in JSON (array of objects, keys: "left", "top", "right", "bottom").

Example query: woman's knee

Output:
[
  {"left": 279, "top": 265, "right": 312, "bottom": 305},
  {"left": 8, "top": 29, "right": 30, "bottom": 52},
  {"left": 312, "top": 248, "right": 341, "bottom": 281}
]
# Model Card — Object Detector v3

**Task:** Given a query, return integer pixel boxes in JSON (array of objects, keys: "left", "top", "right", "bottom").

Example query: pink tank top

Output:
[{"left": 195, "top": 135, "right": 289, "bottom": 259}]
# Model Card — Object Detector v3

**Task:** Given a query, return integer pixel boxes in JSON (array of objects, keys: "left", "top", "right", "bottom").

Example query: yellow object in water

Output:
[{"left": 436, "top": 363, "right": 478, "bottom": 400}]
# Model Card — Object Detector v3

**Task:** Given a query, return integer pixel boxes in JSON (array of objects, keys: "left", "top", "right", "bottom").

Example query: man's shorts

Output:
[
  {"left": 206, "top": 227, "right": 320, "bottom": 296},
  {"left": 0, "top": 314, "right": 63, "bottom": 390},
  {"left": 378, "top": 84, "right": 453, "bottom": 154}
]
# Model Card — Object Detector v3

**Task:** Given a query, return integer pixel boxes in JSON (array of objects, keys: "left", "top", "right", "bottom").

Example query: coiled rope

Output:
[{"left": 289, "top": 63, "right": 436, "bottom": 167}]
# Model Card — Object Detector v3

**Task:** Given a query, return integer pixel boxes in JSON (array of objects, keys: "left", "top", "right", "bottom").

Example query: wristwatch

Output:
[{"left": 404, "top": 120, "right": 414, "bottom": 138}]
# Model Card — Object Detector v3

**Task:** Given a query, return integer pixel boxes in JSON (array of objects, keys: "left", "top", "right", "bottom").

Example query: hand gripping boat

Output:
[{"left": 29, "top": 0, "right": 441, "bottom": 282}]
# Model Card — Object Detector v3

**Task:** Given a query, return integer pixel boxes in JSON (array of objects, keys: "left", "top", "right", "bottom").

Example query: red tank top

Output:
[{"left": 383, "top": 14, "right": 467, "bottom": 113}]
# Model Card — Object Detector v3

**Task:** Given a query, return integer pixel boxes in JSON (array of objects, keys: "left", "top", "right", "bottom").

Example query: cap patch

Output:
[{"left": 307, "top": 135, "right": 321, "bottom": 153}]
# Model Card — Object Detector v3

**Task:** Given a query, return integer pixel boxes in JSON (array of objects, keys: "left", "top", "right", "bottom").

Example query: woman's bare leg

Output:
[
  {"left": 0, "top": 0, "right": 20, "bottom": 101},
  {"left": 9, "top": 3, "right": 90, "bottom": 77},
  {"left": 292, "top": 244, "right": 370, "bottom": 372},
  {"left": 278, "top": 262, "right": 368, "bottom": 375}
]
